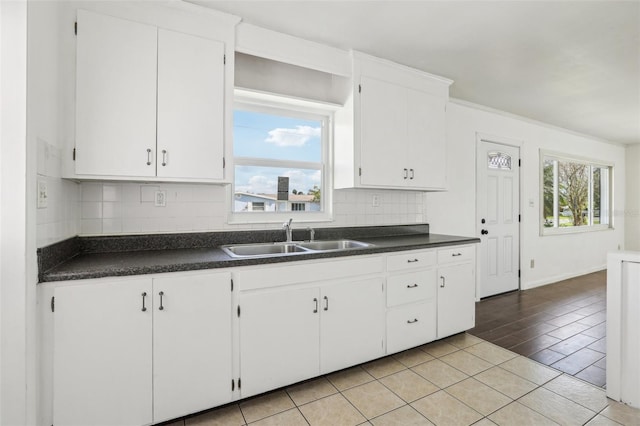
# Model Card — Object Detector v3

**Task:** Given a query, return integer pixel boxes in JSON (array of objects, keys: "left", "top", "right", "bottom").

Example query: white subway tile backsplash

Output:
[{"left": 73, "top": 182, "right": 428, "bottom": 236}]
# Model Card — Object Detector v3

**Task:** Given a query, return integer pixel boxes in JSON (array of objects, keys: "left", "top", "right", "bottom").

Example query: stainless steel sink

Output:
[
  {"left": 296, "top": 239, "right": 373, "bottom": 251},
  {"left": 221, "top": 242, "right": 311, "bottom": 257},
  {"left": 221, "top": 239, "right": 373, "bottom": 258}
]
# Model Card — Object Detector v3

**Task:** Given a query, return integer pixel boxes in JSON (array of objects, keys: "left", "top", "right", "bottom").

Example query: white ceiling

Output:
[{"left": 191, "top": 0, "right": 640, "bottom": 145}]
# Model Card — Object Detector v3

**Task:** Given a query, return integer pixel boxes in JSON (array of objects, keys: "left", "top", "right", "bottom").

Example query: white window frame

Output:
[
  {"left": 228, "top": 89, "right": 335, "bottom": 224},
  {"left": 540, "top": 150, "right": 614, "bottom": 236}
]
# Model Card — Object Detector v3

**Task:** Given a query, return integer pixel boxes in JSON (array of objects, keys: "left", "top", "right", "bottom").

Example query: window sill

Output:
[
  {"left": 227, "top": 211, "right": 333, "bottom": 226},
  {"left": 540, "top": 224, "right": 613, "bottom": 236}
]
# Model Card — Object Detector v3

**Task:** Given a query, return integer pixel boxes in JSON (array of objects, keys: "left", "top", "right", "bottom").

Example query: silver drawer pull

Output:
[
  {"left": 158, "top": 291, "right": 164, "bottom": 311},
  {"left": 407, "top": 284, "right": 419, "bottom": 288},
  {"left": 146, "top": 149, "right": 152, "bottom": 166},
  {"left": 313, "top": 298, "right": 318, "bottom": 313},
  {"left": 407, "top": 318, "right": 419, "bottom": 324},
  {"left": 407, "top": 258, "right": 419, "bottom": 263},
  {"left": 452, "top": 253, "right": 462, "bottom": 257},
  {"left": 440, "top": 276, "right": 446, "bottom": 288},
  {"left": 161, "top": 149, "right": 167, "bottom": 167}
]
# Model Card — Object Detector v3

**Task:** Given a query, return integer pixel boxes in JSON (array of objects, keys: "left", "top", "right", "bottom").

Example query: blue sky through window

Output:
[{"left": 233, "top": 109, "right": 323, "bottom": 200}]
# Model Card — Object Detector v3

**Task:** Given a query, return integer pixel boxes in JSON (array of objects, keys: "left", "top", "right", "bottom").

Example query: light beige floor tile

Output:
[
  {"left": 248, "top": 408, "right": 307, "bottom": 426},
  {"left": 286, "top": 377, "right": 338, "bottom": 406},
  {"left": 185, "top": 404, "right": 245, "bottom": 426},
  {"left": 600, "top": 400, "right": 640, "bottom": 425},
  {"left": 299, "top": 393, "right": 365, "bottom": 426},
  {"left": 585, "top": 414, "right": 624, "bottom": 425},
  {"left": 239, "top": 390, "right": 295, "bottom": 424},
  {"left": 543, "top": 374, "right": 608, "bottom": 412},
  {"left": 370, "top": 405, "right": 434, "bottom": 426},
  {"left": 518, "top": 387, "right": 596, "bottom": 425},
  {"left": 474, "top": 366, "right": 538, "bottom": 400},
  {"left": 499, "top": 356, "right": 561, "bottom": 385},
  {"left": 412, "top": 358, "right": 469, "bottom": 388},
  {"left": 379, "top": 369, "right": 439, "bottom": 402},
  {"left": 342, "top": 380, "right": 405, "bottom": 419},
  {"left": 440, "top": 350, "right": 494, "bottom": 376},
  {"left": 473, "top": 419, "right": 498, "bottom": 426},
  {"left": 393, "top": 348, "right": 435, "bottom": 367},
  {"left": 488, "top": 401, "right": 560, "bottom": 426},
  {"left": 419, "top": 340, "right": 460, "bottom": 358},
  {"left": 464, "top": 341, "right": 519, "bottom": 365},
  {"left": 411, "top": 390, "right": 483, "bottom": 426},
  {"left": 444, "top": 332, "right": 484, "bottom": 349},
  {"left": 361, "top": 356, "right": 407, "bottom": 379},
  {"left": 445, "top": 378, "right": 512, "bottom": 416},
  {"left": 327, "top": 366, "right": 375, "bottom": 391}
]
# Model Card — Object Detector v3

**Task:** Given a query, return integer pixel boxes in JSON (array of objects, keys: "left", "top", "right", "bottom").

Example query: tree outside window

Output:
[{"left": 542, "top": 153, "right": 611, "bottom": 233}]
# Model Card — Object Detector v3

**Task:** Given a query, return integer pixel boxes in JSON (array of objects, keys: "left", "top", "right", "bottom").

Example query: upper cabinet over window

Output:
[
  {"left": 335, "top": 52, "right": 452, "bottom": 191},
  {"left": 71, "top": 8, "right": 236, "bottom": 182}
]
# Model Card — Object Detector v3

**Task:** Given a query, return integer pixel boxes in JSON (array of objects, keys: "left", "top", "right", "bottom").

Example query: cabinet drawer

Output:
[
  {"left": 387, "top": 270, "right": 436, "bottom": 307},
  {"left": 386, "top": 301, "right": 436, "bottom": 354},
  {"left": 387, "top": 250, "right": 436, "bottom": 271},
  {"left": 437, "top": 245, "right": 474, "bottom": 265}
]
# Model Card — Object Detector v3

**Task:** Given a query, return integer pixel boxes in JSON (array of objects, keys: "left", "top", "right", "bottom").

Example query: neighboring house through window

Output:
[{"left": 230, "top": 91, "right": 332, "bottom": 222}]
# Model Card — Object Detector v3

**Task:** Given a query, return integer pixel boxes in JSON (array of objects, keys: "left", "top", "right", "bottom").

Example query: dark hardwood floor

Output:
[{"left": 468, "top": 270, "right": 607, "bottom": 387}]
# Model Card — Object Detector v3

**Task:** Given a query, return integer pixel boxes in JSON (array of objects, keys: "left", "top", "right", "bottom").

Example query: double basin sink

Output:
[{"left": 221, "top": 239, "right": 373, "bottom": 258}]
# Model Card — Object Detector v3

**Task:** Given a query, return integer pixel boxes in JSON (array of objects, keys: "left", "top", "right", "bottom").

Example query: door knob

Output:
[{"left": 481, "top": 229, "right": 488, "bottom": 235}]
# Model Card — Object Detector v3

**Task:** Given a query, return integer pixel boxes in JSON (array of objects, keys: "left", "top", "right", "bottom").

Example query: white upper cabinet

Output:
[
  {"left": 74, "top": 9, "right": 228, "bottom": 182},
  {"left": 156, "top": 29, "right": 225, "bottom": 180},
  {"left": 335, "top": 52, "right": 452, "bottom": 191},
  {"left": 75, "top": 10, "right": 158, "bottom": 178}
]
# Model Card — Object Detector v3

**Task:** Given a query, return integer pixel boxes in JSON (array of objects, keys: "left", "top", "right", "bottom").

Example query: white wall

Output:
[
  {"left": 427, "top": 100, "right": 626, "bottom": 290},
  {"left": 626, "top": 144, "right": 640, "bottom": 250},
  {"left": 1, "top": 1, "right": 37, "bottom": 424}
]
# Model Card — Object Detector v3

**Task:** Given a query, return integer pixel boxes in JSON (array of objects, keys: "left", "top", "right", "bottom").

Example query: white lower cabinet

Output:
[
  {"left": 239, "top": 286, "right": 321, "bottom": 397},
  {"left": 53, "top": 278, "right": 153, "bottom": 426},
  {"left": 52, "top": 271, "right": 231, "bottom": 426},
  {"left": 437, "top": 262, "right": 475, "bottom": 339},
  {"left": 152, "top": 273, "right": 232, "bottom": 423},
  {"left": 236, "top": 257, "right": 385, "bottom": 397}
]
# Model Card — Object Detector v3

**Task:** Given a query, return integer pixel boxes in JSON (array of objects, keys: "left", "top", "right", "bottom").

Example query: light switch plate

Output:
[
  {"left": 154, "top": 190, "right": 167, "bottom": 207},
  {"left": 37, "top": 180, "right": 48, "bottom": 209}
]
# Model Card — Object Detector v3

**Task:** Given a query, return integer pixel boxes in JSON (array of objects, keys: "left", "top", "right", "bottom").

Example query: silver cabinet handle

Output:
[
  {"left": 452, "top": 253, "right": 462, "bottom": 257},
  {"left": 409, "top": 168, "right": 415, "bottom": 180},
  {"left": 407, "top": 283, "right": 418, "bottom": 288},
  {"left": 158, "top": 291, "right": 164, "bottom": 311},
  {"left": 407, "top": 318, "right": 419, "bottom": 324},
  {"left": 141, "top": 292, "right": 147, "bottom": 312},
  {"left": 440, "top": 276, "right": 446, "bottom": 288},
  {"left": 407, "top": 258, "right": 419, "bottom": 263},
  {"left": 403, "top": 168, "right": 408, "bottom": 179},
  {"left": 146, "top": 149, "right": 152, "bottom": 166},
  {"left": 161, "top": 149, "right": 167, "bottom": 167},
  {"left": 313, "top": 298, "right": 318, "bottom": 313},
  {"left": 323, "top": 296, "right": 329, "bottom": 311}
]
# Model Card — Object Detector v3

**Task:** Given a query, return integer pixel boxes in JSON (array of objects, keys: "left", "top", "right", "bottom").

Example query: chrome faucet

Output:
[
  {"left": 307, "top": 227, "right": 315, "bottom": 242},
  {"left": 283, "top": 218, "right": 293, "bottom": 242}
]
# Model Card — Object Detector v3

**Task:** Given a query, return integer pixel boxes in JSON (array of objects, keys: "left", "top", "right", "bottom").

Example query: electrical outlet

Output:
[
  {"left": 530, "top": 259, "right": 535, "bottom": 268},
  {"left": 37, "top": 180, "right": 48, "bottom": 209},
  {"left": 154, "top": 190, "right": 167, "bottom": 207},
  {"left": 372, "top": 195, "right": 380, "bottom": 207}
]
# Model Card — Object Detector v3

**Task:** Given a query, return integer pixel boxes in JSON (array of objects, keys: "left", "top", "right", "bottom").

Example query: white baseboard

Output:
[{"left": 522, "top": 265, "right": 606, "bottom": 291}]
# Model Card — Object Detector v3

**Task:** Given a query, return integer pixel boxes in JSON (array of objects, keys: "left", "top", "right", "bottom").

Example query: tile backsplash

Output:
[{"left": 77, "top": 182, "right": 427, "bottom": 236}]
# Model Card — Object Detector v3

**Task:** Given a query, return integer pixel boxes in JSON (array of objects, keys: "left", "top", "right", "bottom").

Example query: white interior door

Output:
[{"left": 477, "top": 140, "right": 520, "bottom": 298}]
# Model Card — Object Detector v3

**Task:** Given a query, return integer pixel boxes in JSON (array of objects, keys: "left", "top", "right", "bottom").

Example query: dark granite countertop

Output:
[{"left": 38, "top": 225, "right": 479, "bottom": 283}]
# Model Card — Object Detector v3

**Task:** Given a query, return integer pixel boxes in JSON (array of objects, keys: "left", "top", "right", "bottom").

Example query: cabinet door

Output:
[
  {"left": 75, "top": 10, "right": 157, "bottom": 177},
  {"left": 157, "top": 29, "right": 225, "bottom": 180},
  {"left": 152, "top": 272, "right": 232, "bottom": 423},
  {"left": 359, "top": 76, "right": 407, "bottom": 187},
  {"left": 239, "top": 287, "right": 320, "bottom": 397},
  {"left": 53, "top": 278, "right": 153, "bottom": 426},
  {"left": 437, "top": 263, "right": 475, "bottom": 338},
  {"left": 407, "top": 88, "right": 447, "bottom": 189},
  {"left": 320, "top": 278, "right": 385, "bottom": 373}
]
